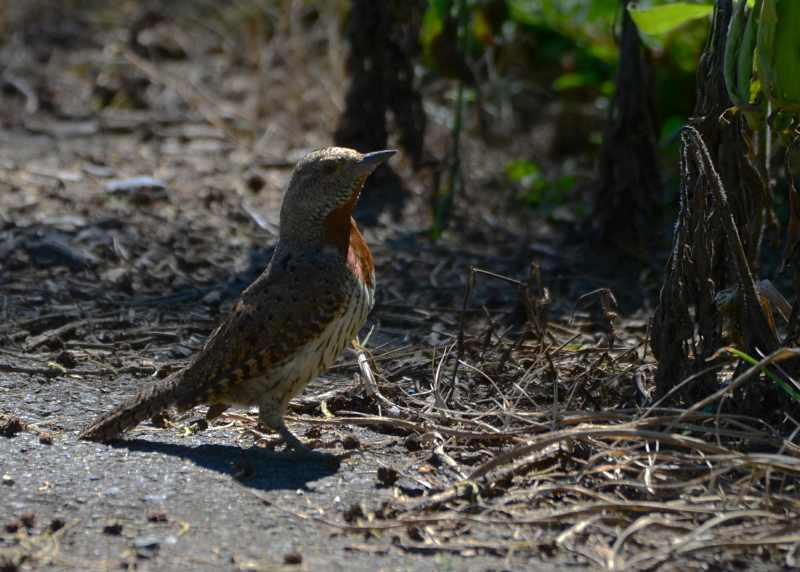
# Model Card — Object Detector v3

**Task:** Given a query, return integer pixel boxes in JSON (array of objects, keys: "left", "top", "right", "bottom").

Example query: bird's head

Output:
[{"left": 279, "top": 147, "right": 395, "bottom": 253}]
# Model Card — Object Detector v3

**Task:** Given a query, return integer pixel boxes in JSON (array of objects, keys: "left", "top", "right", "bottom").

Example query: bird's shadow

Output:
[{"left": 118, "top": 438, "right": 341, "bottom": 492}]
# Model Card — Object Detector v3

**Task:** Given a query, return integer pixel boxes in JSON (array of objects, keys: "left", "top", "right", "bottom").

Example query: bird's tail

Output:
[{"left": 79, "top": 374, "right": 182, "bottom": 442}]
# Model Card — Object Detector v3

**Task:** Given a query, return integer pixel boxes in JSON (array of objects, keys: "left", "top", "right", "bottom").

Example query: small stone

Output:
[
  {"left": 54, "top": 350, "right": 77, "bottom": 369},
  {"left": 0, "top": 417, "right": 25, "bottom": 438},
  {"left": 246, "top": 173, "right": 265, "bottom": 193},
  {"left": 19, "top": 513, "right": 35, "bottom": 528},
  {"left": 406, "top": 525, "right": 424, "bottom": 542},
  {"left": 133, "top": 535, "right": 161, "bottom": 552},
  {"left": 146, "top": 511, "right": 168, "bottom": 523},
  {"left": 376, "top": 466, "right": 399, "bottom": 487},
  {"left": 38, "top": 432, "right": 53, "bottom": 445},
  {"left": 342, "top": 435, "right": 360, "bottom": 450},
  {"left": 48, "top": 518, "right": 65, "bottom": 532},
  {"left": 201, "top": 290, "right": 221, "bottom": 306},
  {"left": 283, "top": 552, "right": 302, "bottom": 565},
  {"left": 103, "top": 522, "right": 123, "bottom": 536},
  {"left": 404, "top": 433, "right": 422, "bottom": 451},
  {"left": 133, "top": 534, "right": 164, "bottom": 559},
  {"left": 1, "top": 474, "right": 14, "bottom": 486}
]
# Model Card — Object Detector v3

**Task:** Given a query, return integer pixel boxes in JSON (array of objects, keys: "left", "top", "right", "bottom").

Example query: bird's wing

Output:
[{"left": 172, "top": 247, "right": 352, "bottom": 407}]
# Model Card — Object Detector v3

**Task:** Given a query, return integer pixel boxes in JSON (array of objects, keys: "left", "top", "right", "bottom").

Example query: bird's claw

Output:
[{"left": 276, "top": 424, "right": 343, "bottom": 464}]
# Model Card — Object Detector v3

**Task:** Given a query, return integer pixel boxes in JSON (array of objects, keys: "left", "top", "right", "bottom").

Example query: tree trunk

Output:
[
  {"left": 590, "top": 1, "right": 662, "bottom": 252},
  {"left": 334, "top": 0, "right": 427, "bottom": 223}
]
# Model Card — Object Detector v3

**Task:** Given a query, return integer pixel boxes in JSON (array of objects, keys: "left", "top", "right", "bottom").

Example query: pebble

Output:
[
  {"left": 103, "top": 522, "right": 123, "bottom": 536},
  {"left": 284, "top": 552, "right": 303, "bottom": 565},
  {"left": 376, "top": 466, "right": 399, "bottom": 487}
]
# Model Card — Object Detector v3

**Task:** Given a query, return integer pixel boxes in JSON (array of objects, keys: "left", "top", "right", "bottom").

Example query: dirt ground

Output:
[
  {"left": 0, "top": 120, "right": 568, "bottom": 571},
  {"left": 1, "top": 2, "right": 798, "bottom": 571},
  {"left": 0, "top": 121, "right": 565, "bottom": 571}
]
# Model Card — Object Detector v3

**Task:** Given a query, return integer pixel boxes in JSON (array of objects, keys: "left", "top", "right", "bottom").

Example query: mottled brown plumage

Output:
[{"left": 80, "top": 147, "right": 395, "bottom": 452}]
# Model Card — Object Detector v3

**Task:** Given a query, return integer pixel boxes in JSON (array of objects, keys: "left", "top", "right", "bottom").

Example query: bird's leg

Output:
[
  {"left": 258, "top": 399, "right": 338, "bottom": 462},
  {"left": 275, "top": 422, "right": 311, "bottom": 453},
  {"left": 257, "top": 399, "right": 306, "bottom": 451}
]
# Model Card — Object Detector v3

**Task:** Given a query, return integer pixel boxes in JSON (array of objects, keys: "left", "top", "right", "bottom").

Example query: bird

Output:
[{"left": 79, "top": 146, "right": 395, "bottom": 455}]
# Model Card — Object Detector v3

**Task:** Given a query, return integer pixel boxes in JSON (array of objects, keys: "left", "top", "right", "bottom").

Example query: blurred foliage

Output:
[
  {"left": 420, "top": 0, "right": 709, "bottom": 99},
  {"left": 506, "top": 159, "right": 583, "bottom": 219},
  {"left": 756, "top": 0, "right": 800, "bottom": 128},
  {"left": 507, "top": 0, "right": 619, "bottom": 63},
  {"left": 420, "top": 0, "right": 712, "bottom": 215},
  {"left": 628, "top": 3, "right": 713, "bottom": 41}
]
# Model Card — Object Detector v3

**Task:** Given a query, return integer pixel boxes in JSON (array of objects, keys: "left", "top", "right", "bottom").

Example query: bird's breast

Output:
[
  {"left": 250, "top": 274, "right": 375, "bottom": 404},
  {"left": 346, "top": 219, "right": 374, "bottom": 289}
]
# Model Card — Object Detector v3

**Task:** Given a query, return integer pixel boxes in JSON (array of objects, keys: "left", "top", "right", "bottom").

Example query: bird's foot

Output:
[{"left": 277, "top": 425, "right": 343, "bottom": 464}]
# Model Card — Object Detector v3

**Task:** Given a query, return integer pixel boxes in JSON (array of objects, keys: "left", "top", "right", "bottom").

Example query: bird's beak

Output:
[{"left": 356, "top": 149, "right": 397, "bottom": 175}]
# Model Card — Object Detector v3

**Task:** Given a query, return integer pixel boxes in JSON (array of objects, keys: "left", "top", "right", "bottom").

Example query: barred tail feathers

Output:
[{"left": 79, "top": 375, "right": 181, "bottom": 442}]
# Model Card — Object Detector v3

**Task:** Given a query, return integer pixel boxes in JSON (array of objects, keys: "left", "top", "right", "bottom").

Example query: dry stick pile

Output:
[{"left": 220, "top": 266, "right": 800, "bottom": 568}]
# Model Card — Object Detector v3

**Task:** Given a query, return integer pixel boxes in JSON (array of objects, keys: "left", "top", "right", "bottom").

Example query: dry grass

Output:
[{"left": 216, "top": 277, "right": 800, "bottom": 567}]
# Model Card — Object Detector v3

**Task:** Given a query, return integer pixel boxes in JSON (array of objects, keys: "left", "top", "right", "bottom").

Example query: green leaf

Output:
[
  {"left": 724, "top": 347, "right": 800, "bottom": 403},
  {"left": 507, "top": 0, "right": 541, "bottom": 27},
  {"left": 628, "top": 3, "right": 713, "bottom": 38},
  {"left": 553, "top": 71, "right": 599, "bottom": 92},
  {"left": 420, "top": 0, "right": 450, "bottom": 54},
  {"left": 556, "top": 174, "right": 576, "bottom": 193},
  {"left": 588, "top": 0, "right": 619, "bottom": 21},
  {"left": 506, "top": 160, "right": 543, "bottom": 185}
]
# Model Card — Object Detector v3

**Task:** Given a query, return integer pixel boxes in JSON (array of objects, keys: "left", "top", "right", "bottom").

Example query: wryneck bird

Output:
[{"left": 80, "top": 147, "right": 395, "bottom": 456}]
